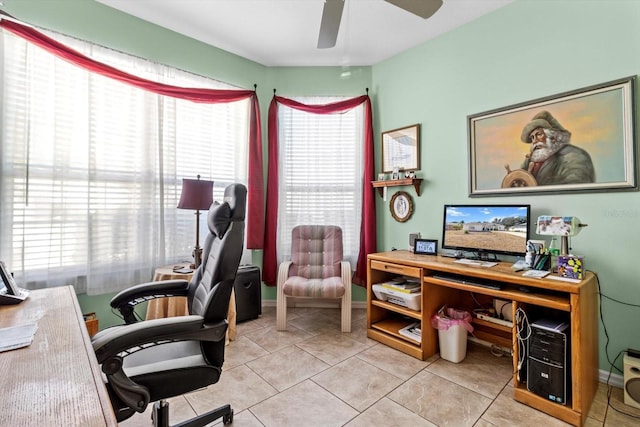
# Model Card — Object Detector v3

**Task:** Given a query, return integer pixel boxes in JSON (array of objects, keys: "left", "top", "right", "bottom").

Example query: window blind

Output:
[
  {"left": 276, "top": 97, "right": 363, "bottom": 266},
  {"left": 0, "top": 29, "right": 249, "bottom": 294}
]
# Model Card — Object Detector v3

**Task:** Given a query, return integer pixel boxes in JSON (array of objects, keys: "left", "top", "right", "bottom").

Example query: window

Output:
[
  {"left": 0, "top": 29, "right": 249, "bottom": 294},
  {"left": 276, "top": 97, "right": 363, "bottom": 266}
]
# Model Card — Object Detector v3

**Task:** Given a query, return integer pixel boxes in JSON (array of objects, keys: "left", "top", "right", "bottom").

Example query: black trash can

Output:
[{"left": 233, "top": 265, "right": 262, "bottom": 323}]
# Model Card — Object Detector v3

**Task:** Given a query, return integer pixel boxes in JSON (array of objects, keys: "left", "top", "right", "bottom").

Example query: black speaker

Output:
[
  {"left": 233, "top": 265, "right": 262, "bottom": 323},
  {"left": 527, "top": 318, "right": 570, "bottom": 405},
  {"left": 624, "top": 353, "right": 640, "bottom": 409}
]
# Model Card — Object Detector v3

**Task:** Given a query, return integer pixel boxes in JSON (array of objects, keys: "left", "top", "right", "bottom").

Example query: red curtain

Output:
[
  {"left": 262, "top": 95, "right": 376, "bottom": 287},
  {"left": 0, "top": 19, "right": 265, "bottom": 249}
]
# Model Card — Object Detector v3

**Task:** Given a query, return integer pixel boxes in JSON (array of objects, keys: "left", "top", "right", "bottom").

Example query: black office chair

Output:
[{"left": 92, "top": 183, "right": 246, "bottom": 426}]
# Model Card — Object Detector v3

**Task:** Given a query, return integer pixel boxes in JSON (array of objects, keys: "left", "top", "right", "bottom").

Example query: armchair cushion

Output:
[
  {"left": 282, "top": 276, "right": 345, "bottom": 298},
  {"left": 289, "top": 225, "right": 343, "bottom": 278}
]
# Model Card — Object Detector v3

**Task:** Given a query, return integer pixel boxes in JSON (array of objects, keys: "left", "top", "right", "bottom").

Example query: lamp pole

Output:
[{"left": 193, "top": 209, "right": 203, "bottom": 268}]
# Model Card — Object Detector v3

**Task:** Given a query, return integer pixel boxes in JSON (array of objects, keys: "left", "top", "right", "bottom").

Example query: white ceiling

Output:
[{"left": 97, "top": 0, "right": 513, "bottom": 67}]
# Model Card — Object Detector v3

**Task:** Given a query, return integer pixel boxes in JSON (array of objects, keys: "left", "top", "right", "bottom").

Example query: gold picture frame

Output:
[
  {"left": 468, "top": 76, "right": 636, "bottom": 196},
  {"left": 382, "top": 124, "right": 420, "bottom": 173},
  {"left": 389, "top": 191, "right": 413, "bottom": 222}
]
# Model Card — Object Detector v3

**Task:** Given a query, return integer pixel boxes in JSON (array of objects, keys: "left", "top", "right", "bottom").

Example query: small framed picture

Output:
[
  {"left": 382, "top": 124, "right": 420, "bottom": 173},
  {"left": 0, "top": 261, "right": 19, "bottom": 295},
  {"left": 391, "top": 167, "right": 400, "bottom": 180},
  {"left": 377, "top": 173, "right": 386, "bottom": 181},
  {"left": 414, "top": 239, "right": 438, "bottom": 255}
]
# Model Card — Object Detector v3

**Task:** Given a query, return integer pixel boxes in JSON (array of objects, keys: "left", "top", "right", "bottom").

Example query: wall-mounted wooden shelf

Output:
[{"left": 371, "top": 178, "right": 423, "bottom": 197}]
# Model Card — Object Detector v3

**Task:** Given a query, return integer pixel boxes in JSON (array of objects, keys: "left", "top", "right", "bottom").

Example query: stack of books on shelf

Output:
[
  {"left": 381, "top": 277, "right": 420, "bottom": 294},
  {"left": 399, "top": 321, "right": 421, "bottom": 343}
]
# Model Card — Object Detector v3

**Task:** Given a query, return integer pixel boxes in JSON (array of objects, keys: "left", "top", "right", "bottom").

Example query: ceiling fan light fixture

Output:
[
  {"left": 316, "top": 0, "right": 442, "bottom": 51},
  {"left": 384, "top": 0, "right": 444, "bottom": 19},
  {"left": 317, "top": 0, "right": 345, "bottom": 49}
]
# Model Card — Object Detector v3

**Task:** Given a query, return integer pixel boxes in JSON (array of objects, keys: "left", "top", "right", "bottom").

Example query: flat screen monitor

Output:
[{"left": 442, "top": 204, "right": 530, "bottom": 260}]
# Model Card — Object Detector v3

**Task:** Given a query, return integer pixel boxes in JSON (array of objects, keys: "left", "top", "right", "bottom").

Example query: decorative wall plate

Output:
[{"left": 390, "top": 191, "right": 413, "bottom": 222}]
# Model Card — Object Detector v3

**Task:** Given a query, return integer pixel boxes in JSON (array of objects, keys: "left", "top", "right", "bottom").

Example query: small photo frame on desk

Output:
[
  {"left": 0, "top": 261, "right": 20, "bottom": 295},
  {"left": 414, "top": 239, "right": 438, "bottom": 255}
]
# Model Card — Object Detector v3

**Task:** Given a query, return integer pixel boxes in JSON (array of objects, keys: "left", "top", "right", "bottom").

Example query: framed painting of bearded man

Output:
[{"left": 467, "top": 76, "right": 636, "bottom": 197}]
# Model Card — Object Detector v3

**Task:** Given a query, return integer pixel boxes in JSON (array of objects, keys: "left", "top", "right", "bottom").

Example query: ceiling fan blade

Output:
[
  {"left": 384, "top": 0, "right": 443, "bottom": 19},
  {"left": 317, "top": 0, "right": 344, "bottom": 49}
]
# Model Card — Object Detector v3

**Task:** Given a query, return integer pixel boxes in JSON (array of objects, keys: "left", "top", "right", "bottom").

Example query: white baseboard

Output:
[{"left": 600, "top": 369, "right": 623, "bottom": 388}]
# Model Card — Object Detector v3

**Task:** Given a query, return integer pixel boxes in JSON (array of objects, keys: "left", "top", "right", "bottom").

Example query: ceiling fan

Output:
[{"left": 318, "top": 0, "right": 444, "bottom": 49}]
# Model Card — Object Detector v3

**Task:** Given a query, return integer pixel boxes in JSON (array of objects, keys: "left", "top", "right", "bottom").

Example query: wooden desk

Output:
[
  {"left": 0, "top": 286, "right": 117, "bottom": 426},
  {"left": 367, "top": 251, "right": 598, "bottom": 427},
  {"left": 146, "top": 265, "right": 237, "bottom": 342}
]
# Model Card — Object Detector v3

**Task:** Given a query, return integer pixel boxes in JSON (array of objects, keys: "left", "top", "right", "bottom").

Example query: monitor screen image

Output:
[{"left": 441, "top": 204, "right": 531, "bottom": 259}]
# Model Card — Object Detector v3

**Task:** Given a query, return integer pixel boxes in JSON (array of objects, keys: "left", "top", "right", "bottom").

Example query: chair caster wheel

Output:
[{"left": 223, "top": 409, "right": 234, "bottom": 425}]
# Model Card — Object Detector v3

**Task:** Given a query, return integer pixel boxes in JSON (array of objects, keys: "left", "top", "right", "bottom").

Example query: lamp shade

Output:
[{"left": 177, "top": 177, "right": 214, "bottom": 211}]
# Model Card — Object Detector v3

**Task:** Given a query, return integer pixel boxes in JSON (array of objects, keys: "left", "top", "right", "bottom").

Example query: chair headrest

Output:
[
  {"left": 222, "top": 183, "right": 247, "bottom": 221},
  {"left": 207, "top": 183, "right": 247, "bottom": 238}
]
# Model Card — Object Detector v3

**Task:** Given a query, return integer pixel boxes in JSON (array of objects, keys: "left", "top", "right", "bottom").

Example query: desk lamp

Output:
[
  {"left": 177, "top": 175, "right": 213, "bottom": 268},
  {"left": 535, "top": 215, "right": 588, "bottom": 255}
]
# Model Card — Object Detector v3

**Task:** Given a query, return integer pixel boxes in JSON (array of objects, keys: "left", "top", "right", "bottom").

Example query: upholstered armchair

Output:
[{"left": 276, "top": 225, "right": 352, "bottom": 333}]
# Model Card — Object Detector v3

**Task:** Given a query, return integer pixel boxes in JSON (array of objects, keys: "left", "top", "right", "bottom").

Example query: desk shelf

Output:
[
  {"left": 470, "top": 317, "right": 513, "bottom": 349},
  {"left": 371, "top": 178, "right": 423, "bottom": 196},
  {"left": 371, "top": 318, "right": 421, "bottom": 345},
  {"left": 366, "top": 251, "right": 598, "bottom": 427},
  {"left": 371, "top": 299, "right": 421, "bottom": 320},
  {"left": 424, "top": 276, "right": 571, "bottom": 312}
]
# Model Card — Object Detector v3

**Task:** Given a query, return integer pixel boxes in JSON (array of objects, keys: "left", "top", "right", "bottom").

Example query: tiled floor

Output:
[{"left": 120, "top": 306, "right": 640, "bottom": 426}]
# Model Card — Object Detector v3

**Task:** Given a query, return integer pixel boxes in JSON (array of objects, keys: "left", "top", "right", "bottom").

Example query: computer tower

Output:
[
  {"left": 527, "top": 318, "right": 571, "bottom": 405},
  {"left": 233, "top": 265, "right": 262, "bottom": 323}
]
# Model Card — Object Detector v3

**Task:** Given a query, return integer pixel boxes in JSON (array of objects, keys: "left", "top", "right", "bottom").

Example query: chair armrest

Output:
[
  {"left": 341, "top": 261, "right": 352, "bottom": 296},
  {"left": 111, "top": 279, "right": 190, "bottom": 307},
  {"left": 111, "top": 279, "right": 190, "bottom": 323},
  {"left": 277, "top": 261, "right": 293, "bottom": 290},
  {"left": 92, "top": 315, "right": 227, "bottom": 364}
]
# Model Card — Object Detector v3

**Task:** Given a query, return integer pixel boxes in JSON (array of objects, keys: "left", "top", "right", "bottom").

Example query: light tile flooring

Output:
[{"left": 121, "top": 306, "right": 640, "bottom": 426}]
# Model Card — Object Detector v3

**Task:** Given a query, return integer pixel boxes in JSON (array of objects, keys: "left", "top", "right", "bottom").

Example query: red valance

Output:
[
  {"left": 262, "top": 95, "right": 377, "bottom": 287},
  {"left": 0, "top": 18, "right": 265, "bottom": 249}
]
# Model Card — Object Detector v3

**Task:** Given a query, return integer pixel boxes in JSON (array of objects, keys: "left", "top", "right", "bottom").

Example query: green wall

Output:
[
  {"left": 6, "top": 0, "right": 640, "bottom": 372},
  {"left": 372, "top": 0, "right": 640, "bottom": 374},
  {"left": 5, "top": 0, "right": 263, "bottom": 88}
]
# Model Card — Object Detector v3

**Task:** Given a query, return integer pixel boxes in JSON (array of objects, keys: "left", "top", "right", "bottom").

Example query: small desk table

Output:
[
  {"left": 0, "top": 286, "right": 117, "bottom": 426},
  {"left": 146, "top": 264, "right": 237, "bottom": 342}
]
